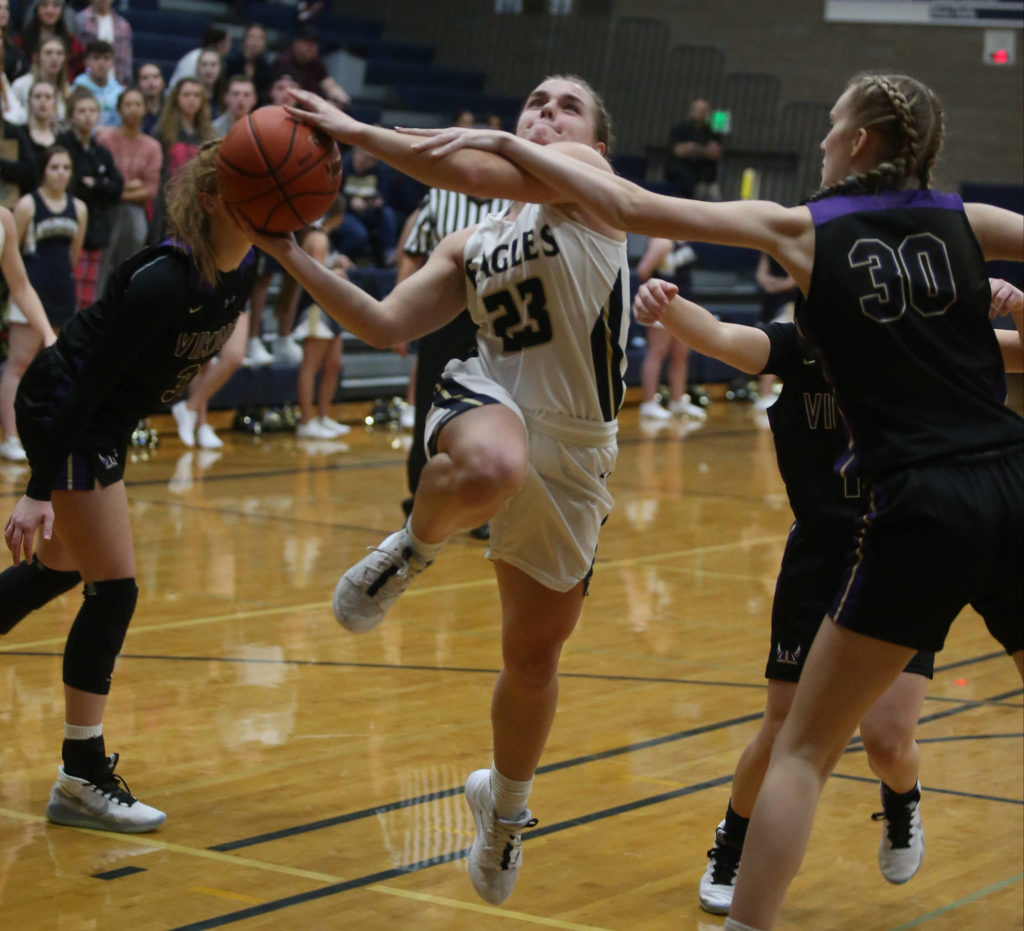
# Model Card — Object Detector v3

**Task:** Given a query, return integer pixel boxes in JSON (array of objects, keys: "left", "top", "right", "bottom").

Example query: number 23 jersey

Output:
[{"left": 462, "top": 201, "right": 630, "bottom": 424}]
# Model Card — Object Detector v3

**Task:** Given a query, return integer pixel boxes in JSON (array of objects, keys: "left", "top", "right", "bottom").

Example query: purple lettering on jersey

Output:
[{"left": 808, "top": 189, "right": 964, "bottom": 226}]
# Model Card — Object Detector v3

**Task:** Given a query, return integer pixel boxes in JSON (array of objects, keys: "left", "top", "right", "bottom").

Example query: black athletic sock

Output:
[
  {"left": 0, "top": 557, "right": 81, "bottom": 635},
  {"left": 62, "top": 736, "right": 108, "bottom": 780},
  {"left": 881, "top": 782, "right": 920, "bottom": 808},
  {"left": 723, "top": 801, "right": 749, "bottom": 848}
]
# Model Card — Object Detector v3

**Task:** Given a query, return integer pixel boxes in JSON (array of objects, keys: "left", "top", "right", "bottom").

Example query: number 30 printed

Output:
[{"left": 848, "top": 232, "right": 956, "bottom": 323}]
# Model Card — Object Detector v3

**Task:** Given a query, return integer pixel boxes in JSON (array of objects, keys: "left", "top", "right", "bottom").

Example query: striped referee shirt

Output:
[{"left": 403, "top": 188, "right": 511, "bottom": 257}]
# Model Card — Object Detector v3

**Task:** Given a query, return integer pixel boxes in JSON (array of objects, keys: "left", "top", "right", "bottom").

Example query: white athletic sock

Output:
[
  {"left": 65, "top": 722, "right": 103, "bottom": 740},
  {"left": 490, "top": 763, "right": 533, "bottom": 821},
  {"left": 405, "top": 520, "right": 444, "bottom": 562},
  {"left": 724, "top": 918, "right": 764, "bottom": 931}
]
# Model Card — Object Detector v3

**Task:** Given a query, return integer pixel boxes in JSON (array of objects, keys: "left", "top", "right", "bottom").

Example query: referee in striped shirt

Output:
[{"left": 400, "top": 187, "right": 510, "bottom": 532}]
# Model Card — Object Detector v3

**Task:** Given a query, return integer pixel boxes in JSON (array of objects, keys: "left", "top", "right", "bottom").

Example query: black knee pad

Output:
[
  {"left": 63, "top": 578, "right": 138, "bottom": 695},
  {"left": 0, "top": 556, "right": 81, "bottom": 635}
]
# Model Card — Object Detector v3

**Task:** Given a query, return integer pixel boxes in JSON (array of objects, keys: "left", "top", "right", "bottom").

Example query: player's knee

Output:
[
  {"left": 63, "top": 578, "right": 138, "bottom": 695},
  {"left": 503, "top": 649, "right": 560, "bottom": 690},
  {"left": 456, "top": 447, "right": 527, "bottom": 508},
  {"left": 859, "top": 724, "right": 911, "bottom": 771}
]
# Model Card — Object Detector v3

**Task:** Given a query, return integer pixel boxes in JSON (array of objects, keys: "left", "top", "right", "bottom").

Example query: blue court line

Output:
[
  {"left": 209, "top": 712, "right": 764, "bottom": 851},
  {"left": 887, "top": 871, "right": 1024, "bottom": 929}
]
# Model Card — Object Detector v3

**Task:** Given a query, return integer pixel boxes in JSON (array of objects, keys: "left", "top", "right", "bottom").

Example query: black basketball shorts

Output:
[
  {"left": 830, "top": 446, "right": 1024, "bottom": 656},
  {"left": 766, "top": 522, "right": 934, "bottom": 682}
]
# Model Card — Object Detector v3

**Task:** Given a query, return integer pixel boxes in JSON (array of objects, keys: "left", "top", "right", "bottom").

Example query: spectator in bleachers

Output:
[
  {"left": 666, "top": 97, "right": 722, "bottom": 201},
  {"left": 152, "top": 77, "right": 213, "bottom": 241},
  {"left": 57, "top": 86, "right": 122, "bottom": 308},
  {"left": 74, "top": 0, "right": 130, "bottom": 86},
  {"left": 635, "top": 236, "right": 705, "bottom": 422},
  {"left": 71, "top": 39, "right": 121, "bottom": 126},
  {"left": 24, "top": 79, "right": 59, "bottom": 159},
  {"left": 13, "top": 144, "right": 85, "bottom": 334},
  {"left": 96, "top": 87, "right": 161, "bottom": 276},
  {"left": 334, "top": 145, "right": 398, "bottom": 266},
  {"left": 18, "top": 0, "right": 84, "bottom": 79},
  {"left": 0, "top": 109, "right": 36, "bottom": 196},
  {"left": 195, "top": 47, "right": 224, "bottom": 121},
  {"left": 135, "top": 61, "right": 164, "bottom": 137},
  {"left": 0, "top": 44, "right": 26, "bottom": 121},
  {"left": 242, "top": 70, "right": 304, "bottom": 368},
  {"left": 224, "top": 23, "right": 272, "bottom": 106},
  {"left": 212, "top": 73, "right": 255, "bottom": 137},
  {"left": 486, "top": 113, "right": 503, "bottom": 131},
  {"left": 455, "top": 108, "right": 475, "bottom": 128},
  {"left": 291, "top": 226, "right": 351, "bottom": 440},
  {"left": 168, "top": 25, "right": 231, "bottom": 91},
  {"left": 271, "top": 27, "right": 349, "bottom": 109},
  {"left": 0, "top": 0, "right": 28, "bottom": 83},
  {"left": 11, "top": 34, "right": 70, "bottom": 121}
]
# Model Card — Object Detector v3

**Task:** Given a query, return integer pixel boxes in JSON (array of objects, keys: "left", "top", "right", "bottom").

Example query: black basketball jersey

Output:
[
  {"left": 19, "top": 243, "right": 256, "bottom": 500},
  {"left": 797, "top": 189, "right": 1023, "bottom": 482},
  {"left": 760, "top": 321, "right": 860, "bottom": 537}
]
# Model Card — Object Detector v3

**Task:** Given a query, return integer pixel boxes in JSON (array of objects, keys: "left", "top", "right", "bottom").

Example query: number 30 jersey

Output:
[
  {"left": 462, "top": 201, "right": 630, "bottom": 424},
  {"left": 797, "top": 189, "right": 1023, "bottom": 482}
]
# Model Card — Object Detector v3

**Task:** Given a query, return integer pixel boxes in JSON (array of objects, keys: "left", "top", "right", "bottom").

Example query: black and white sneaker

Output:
[
  {"left": 333, "top": 528, "right": 434, "bottom": 633},
  {"left": 698, "top": 820, "right": 741, "bottom": 914},
  {"left": 872, "top": 781, "right": 924, "bottom": 884},
  {"left": 46, "top": 754, "right": 166, "bottom": 833}
]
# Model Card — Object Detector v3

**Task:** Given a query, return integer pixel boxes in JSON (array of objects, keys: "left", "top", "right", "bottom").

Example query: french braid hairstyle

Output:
[{"left": 809, "top": 73, "right": 945, "bottom": 202}]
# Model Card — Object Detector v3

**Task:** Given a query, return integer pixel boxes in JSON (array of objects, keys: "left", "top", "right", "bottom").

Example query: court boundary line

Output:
[{"left": 887, "top": 871, "right": 1023, "bottom": 930}]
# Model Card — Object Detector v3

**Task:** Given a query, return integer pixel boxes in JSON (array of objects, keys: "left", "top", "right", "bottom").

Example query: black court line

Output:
[
  {"left": 173, "top": 757, "right": 1023, "bottom": 930},
  {"left": 831, "top": 771, "right": 1023, "bottom": 806},
  {"left": 0, "top": 650, "right": 771, "bottom": 692},
  {"left": 173, "top": 776, "right": 737, "bottom": 931},
  {"left": 209, "top": 711, "right": 764, "bottom": 852},
  {"left": 93, "top": 865, "right": 147, "bottom": 880}
]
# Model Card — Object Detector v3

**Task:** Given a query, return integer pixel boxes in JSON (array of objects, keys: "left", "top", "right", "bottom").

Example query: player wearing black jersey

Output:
[
  {"left": 633, "top": 277, "right": 1022, "bottom": 914},
  {"left": 1, "top": 140, "right": 256, "bottom": 834},
  {"left": 418, "top": 72, "right": 1023, "bottom": 928}
]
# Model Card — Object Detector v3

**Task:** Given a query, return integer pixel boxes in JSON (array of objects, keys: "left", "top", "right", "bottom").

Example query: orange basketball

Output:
[{"left": 216, "top": 105, "right": 343, "bottom": 233}]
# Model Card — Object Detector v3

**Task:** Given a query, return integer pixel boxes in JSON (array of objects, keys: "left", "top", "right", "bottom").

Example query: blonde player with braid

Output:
[{"left": 403, "top": 72, "right": 1024, "bottom": 928}]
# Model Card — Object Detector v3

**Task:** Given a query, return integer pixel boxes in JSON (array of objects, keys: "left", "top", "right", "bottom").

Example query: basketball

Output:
[{"left": 216, "top": 105, "right": 343, "bottom": 233}]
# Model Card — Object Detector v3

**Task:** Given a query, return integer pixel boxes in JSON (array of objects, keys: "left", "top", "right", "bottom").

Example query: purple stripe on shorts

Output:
[{"left": 830, "top": 484, "right": 883, "bottom": 625}]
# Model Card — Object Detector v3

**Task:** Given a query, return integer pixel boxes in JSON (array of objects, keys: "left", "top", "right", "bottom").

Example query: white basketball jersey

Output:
[{"left": 462, "top": 201, "right": 630, "bottom": 423}]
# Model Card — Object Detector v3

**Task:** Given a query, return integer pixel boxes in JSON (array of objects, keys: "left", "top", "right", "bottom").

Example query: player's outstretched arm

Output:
[
  {"left": 636, "top": 278, "right": 770, "bottom": 375},
  {"left": 285, "top": 90, "right": 565, "bottom": 205},
  {"left": 990, "top": 277, "right": 1024, "bottom": 373},
  {"left": 405, "top": 126, "right": 811, "bottom": 276},
  {"left": 248, "top": 223, "right": 469, "bottom": 348},
  {"left": 965, "top": 203, "right": 1024, "bottom": 263}
]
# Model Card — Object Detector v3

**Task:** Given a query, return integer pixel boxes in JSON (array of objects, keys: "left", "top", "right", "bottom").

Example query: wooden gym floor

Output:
[{"left": 1, "top": 390, "right": 1021, "bottom": 930}]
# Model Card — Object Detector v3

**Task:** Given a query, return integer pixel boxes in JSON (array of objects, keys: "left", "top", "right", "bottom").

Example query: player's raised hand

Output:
[
  {"left": 285, "top": 88, "right": 361, "bottom": 142},
  {"left": 633, "top": 278, "right": 679, "bottom": 326},
  {"left": 398, "top": 126, "right": 513, "bottom": 158},
  {"left": 4, "top": 496, "right": 53, "bottom": 565},
  {"left": 989, "top": 278, "right": 1023, "bottom": 320}
]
